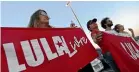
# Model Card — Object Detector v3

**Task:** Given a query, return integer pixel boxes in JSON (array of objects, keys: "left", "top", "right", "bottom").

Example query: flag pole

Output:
[{"left": 66, "top": 2, "right": 84, "bottom": 31}]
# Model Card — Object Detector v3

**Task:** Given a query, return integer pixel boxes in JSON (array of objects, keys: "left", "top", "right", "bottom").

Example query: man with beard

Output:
[
  {"left": 101, "top": 17, "right": 117, "bottom": 34},
  {"left": 100, "top": 17, "right": 120, "bottom": 72}
]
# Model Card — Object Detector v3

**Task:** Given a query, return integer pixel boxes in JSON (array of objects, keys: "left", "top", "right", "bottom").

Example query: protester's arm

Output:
[{"left": 128, "top": 28, "right": 135, "bottom": 38}]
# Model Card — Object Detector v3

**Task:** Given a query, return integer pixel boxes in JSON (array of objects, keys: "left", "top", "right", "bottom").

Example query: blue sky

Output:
[{"left": 1, "top": 1, "right": 139, "bottom": 48}]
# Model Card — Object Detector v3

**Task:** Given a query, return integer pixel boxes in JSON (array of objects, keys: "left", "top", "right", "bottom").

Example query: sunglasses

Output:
[
  {"left": 40, "top": 11, "right": 50, "bottom": 19},
  {"left": 40, "top": 11, "right": 48, "bottom": 16}
]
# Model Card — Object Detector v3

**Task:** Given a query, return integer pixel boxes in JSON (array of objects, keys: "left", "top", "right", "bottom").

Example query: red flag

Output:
[
  {"left": 99, "top": 32, "right": 139, "bottom": 72},
  {"left": 1, "top": 27, "right": 98, "bottom": 72}
]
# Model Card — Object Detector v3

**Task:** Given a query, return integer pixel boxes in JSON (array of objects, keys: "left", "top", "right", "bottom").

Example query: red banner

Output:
[
  {"left": 1, "top": 27, "right": 98, "bottom": 72},
  {"left": 99, "top": 32, "right": 139, "bottom": 72}
]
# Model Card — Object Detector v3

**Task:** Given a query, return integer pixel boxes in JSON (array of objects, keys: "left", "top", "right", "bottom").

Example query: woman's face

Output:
[{"left": 39, "top": 11, "right": 50, "bottom": 24}]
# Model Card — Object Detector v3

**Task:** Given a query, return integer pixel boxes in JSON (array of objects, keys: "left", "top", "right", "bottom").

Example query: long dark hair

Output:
[{"left": 28, "top": 9, "right": 52, "bottom": 28}]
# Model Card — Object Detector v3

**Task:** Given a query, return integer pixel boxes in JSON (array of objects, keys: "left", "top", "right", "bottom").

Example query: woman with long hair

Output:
[{"left": 28, "top": 9, "right": 52, "bottom": 28}]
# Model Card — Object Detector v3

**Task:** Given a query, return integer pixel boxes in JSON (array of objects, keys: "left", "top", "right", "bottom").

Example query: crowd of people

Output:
[
  {"left": 87, "top": 17, "right": 138, "bottom": 72},
  {"left": 28, "top": 9, "right": 138, "bottom": 72}
]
